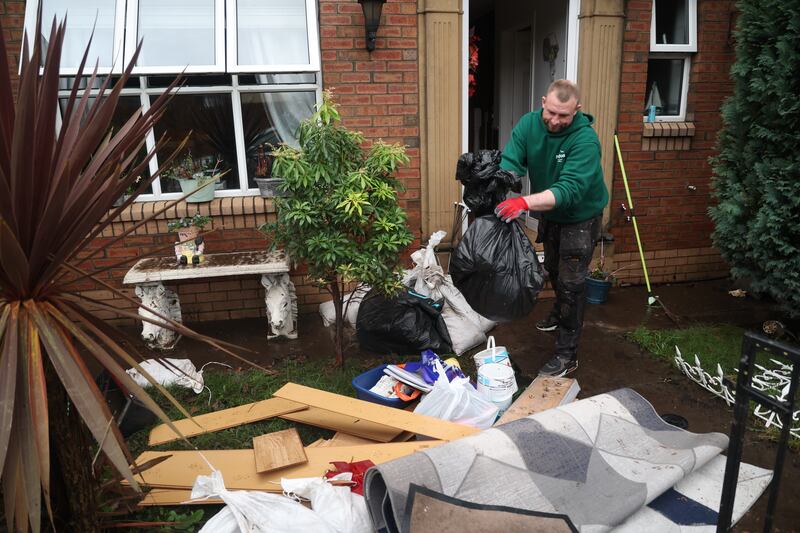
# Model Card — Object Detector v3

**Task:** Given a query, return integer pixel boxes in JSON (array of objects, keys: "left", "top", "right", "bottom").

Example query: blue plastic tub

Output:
[{"left": 352, "top": 364, "right": 412, "bottom": 408}]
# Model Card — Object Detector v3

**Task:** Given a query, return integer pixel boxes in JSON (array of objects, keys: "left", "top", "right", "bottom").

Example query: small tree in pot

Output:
[{"left": 259, "top": 91, "right": 413, "bottom": 366}]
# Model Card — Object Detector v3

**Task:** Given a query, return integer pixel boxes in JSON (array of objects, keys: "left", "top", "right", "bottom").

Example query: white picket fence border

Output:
[{"left": 674, "top": 346, "right": 799, "bottom": 439}]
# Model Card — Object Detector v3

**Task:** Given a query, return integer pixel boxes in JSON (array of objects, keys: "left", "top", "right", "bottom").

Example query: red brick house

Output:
[{"left": 1, "top": 0, "right": 736, "bottom": 324}]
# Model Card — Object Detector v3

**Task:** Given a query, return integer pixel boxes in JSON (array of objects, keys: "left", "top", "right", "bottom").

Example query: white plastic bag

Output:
[
  {"left": 403, "top": 231, "right": 495, "bottom": 354},
  {"left": 414, "top": 360, "right": 498, "bottom": 429},
  {"left": 126, "top": 358, "right": 205, "bottom": 394},
  {"left": 281, "top": 474, "right": 372, "bottom": 533},
  {"left": 193, "top": 470, "right": 335, "bottom": 533},
  {"left": 319, "top": 285, "right": 370, "bottom": 327}
]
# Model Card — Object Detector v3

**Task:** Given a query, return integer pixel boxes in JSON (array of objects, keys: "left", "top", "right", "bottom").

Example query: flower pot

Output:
[
  {"left": 585, "top": 276, "right": 612, "bottom": 304},
  {"left": 254, "top": 177, "right": 289, "bottom": 198},
  {"left": 178, "top": 173, "right": 216, "bottom": 203}
]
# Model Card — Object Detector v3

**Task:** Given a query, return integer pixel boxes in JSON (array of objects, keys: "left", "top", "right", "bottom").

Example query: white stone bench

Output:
[{"left": 123, "top": 250, "right": 297, "bottom": 350}]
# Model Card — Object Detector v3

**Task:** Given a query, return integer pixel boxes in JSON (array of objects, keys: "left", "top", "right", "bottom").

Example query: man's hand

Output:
[{"left": 495, "top": 196, "right": 529, "bottom": 222}]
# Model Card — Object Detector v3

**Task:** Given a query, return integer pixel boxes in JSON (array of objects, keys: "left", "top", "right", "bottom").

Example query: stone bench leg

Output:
[
  {"left": 262, "top": 273, "right": 298, "bottom": 340},
  {"left": 134, "top": 282, "right": 183, "bottom": 350}
]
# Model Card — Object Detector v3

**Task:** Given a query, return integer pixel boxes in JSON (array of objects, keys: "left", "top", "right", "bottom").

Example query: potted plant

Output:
[
  {"left": 253, "top": 143, "right": 289, "bottom": 198},
  {"left": 163, "top": 153, "right": 224, "bottom": 203},
  {"left": 168, "top": 214, "right": 211, "bottom": 265}
]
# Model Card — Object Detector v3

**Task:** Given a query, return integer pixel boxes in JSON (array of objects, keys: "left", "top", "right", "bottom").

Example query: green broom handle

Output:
[{"left": 614, "top": 133, "right": 653, "bottom": 294}]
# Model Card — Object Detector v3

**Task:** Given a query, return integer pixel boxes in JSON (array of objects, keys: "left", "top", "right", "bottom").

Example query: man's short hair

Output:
[{"left": 546, "top": 80, "right": 581, "bottom": 103}]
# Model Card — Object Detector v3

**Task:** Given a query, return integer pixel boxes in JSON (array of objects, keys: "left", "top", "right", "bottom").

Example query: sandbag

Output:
[
  {"left": 455, "top": 150, "right": 522, "bottom": 216},
  {"left": 319, "top": 285, "right": 370, "bottom": 328},
  {"left": 356, "top": 289, "right": 453, "bottom": 355},
  {"left": 449, "top": 215, "right": 544, "bottom": 322},
  {"left": 403, "top": 231, "right": 495, "bottom": 354}
]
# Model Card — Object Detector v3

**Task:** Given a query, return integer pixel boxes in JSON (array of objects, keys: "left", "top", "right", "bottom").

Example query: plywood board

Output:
[
  {"left": 495, "top": 377, "right": 580, "bottom": 426},
  {"left": 306, "top": 438, "right": 327, "bottom": 448},
  {"left": 280, "top": 406, "right": 403, "bottom": 442},
  {"left": 148, "top": 397, "right": 307, "bottom": 446},
  {"left": 253, "top": 428, "right": 307, "bottom": 473},
  {"left": 133, "top": 441, "right": 442, "bottom": 491},
  {"left": 329, "top": 432, "right": 380, "bottom": 447},
  {"left": 274, "top": 383, "right": 478, "bottom": 441}
]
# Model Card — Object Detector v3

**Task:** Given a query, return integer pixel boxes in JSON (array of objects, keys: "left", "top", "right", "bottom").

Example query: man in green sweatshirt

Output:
[{"left": 495, "top": 79, "right": 608, "bottom": 377}]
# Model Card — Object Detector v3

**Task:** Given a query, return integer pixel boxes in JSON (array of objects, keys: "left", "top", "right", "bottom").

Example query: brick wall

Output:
[
  {"left": 611, "top": 0, "right": 737, "bottom": 284},
  {"left": 1, "top": 0, "right": 25, "bottom": 96},
  {"left": 2, "top": 0, "right": 423, "bottom": 324}
]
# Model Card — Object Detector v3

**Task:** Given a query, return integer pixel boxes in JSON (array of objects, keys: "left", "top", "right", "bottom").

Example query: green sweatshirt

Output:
[{"left": 500, "top": 109, "right": 608, "bottom": 224}]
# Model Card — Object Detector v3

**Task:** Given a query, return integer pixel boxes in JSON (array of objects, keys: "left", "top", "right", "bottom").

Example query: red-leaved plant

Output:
[{"left": 0, "top": 12, "right": 264, "bottom": 532}]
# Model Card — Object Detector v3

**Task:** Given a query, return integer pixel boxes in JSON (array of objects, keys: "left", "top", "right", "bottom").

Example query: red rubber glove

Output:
[{"left": 494, "top": 196, "right": 529, "bottom": 222}]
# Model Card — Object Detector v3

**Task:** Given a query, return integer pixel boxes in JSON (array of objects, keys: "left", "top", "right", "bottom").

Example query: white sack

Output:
[
  {"left": 126, "top": 358, "right": 205, "bottom": 394},
  {"left": 194, "top": 470, "right": 335, "bottom": 533},
  {"left": 281, "top": 474, "right": 372, "bottom": 533},
  {"left": 414, "top": 359, "right": 498, "bottom": 429},
  {"left": 404, "top": 231, "right": 495, "bottom": 354},
  {"left": 319, "top": 285, "right": 370, "bottom": 328}
]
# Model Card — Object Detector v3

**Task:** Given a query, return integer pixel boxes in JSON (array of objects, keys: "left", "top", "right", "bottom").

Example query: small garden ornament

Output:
[{"left": 168, "top": 214, "right": 211, "bottom": 266}]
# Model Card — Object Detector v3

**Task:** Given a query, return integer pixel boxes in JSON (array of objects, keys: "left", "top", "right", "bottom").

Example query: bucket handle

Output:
[{"left": 486, "top": 336, "right": 495, "bottom": 352}]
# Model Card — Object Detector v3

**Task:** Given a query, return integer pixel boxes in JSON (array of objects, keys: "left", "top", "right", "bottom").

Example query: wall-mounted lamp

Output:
[{"left": 358, "top": 0, "right": 387, "bottom": 51}]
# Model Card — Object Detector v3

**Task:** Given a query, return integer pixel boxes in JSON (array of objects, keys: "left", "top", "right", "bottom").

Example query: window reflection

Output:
[
  {"left": 239, "top": 91, "right": 314, "bottom": 187},
  {"left": 151, "top": 93, "right": 238, "bottom": 193}
]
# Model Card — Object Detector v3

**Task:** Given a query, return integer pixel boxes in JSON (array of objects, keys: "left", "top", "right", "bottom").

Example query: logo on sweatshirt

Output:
[{"left": 555, "top": 151, "right": 566, "bottom": 164}]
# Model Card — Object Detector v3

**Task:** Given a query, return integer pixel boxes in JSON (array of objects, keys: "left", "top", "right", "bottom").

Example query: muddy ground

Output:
[{"left": 121, "top": 279, "right": 800, "bottom": 531}]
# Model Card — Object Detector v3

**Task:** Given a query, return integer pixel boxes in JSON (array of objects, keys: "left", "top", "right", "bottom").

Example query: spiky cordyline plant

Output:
[{"left": 0, "top": 14, "right": 262, "bottom": 532}]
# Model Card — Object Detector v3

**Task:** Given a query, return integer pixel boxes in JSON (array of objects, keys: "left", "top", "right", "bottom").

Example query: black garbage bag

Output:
[
  {"left": 449, "top": 215, "right": 544, "bottom": 322},
  {"left": 455, "top": 150, "right": 522, "bottom": 216},
  {"left": 356, "top": 289, "right": 453, "bottom": 355}
]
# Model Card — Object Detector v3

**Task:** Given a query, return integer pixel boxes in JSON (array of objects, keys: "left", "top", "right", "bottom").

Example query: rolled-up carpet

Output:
[{"left": 363, "top": 388, "right": 772, "bottom": 533}]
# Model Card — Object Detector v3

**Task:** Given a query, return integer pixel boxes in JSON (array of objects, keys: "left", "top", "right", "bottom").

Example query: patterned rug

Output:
[{"left": 364, "top": 389, "right": 772, "bottom": 533}]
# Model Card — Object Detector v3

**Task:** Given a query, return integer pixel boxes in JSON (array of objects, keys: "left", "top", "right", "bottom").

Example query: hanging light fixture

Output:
[{"left": 358, "top": 0, "right": 387, "bottom": 51}]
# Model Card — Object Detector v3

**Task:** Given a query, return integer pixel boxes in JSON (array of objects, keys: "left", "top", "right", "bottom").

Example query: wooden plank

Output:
[
  {"left": 138, "top": 489, "right": 215, "bottom": 506},
  {"left": 306, "top": 438, "right": 327, "bottom": 448},
  {"left": 274, "top": 383, "right": 479, "bottom": 441},
  {"left": 280, "top": 406, "right": 403, "bottom": 442},
  {"left": 133, "top": 442, "right": 442, "bottom": 490},
  {"left": 495, "top": 377, "right": 580, "bottom": 426},
  {"left": 329, "top": 432, "right": 380, "bottom": 447},
  {"left": 253, "top": 428, "right": 307, "bottom": 473},
  {"left": 148, "top": 398, "right": 307, "bottom": 446}
]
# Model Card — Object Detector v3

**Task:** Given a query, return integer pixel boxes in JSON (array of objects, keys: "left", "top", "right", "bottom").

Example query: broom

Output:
[{"left": 613, "top": 132, "right": 681, "bottom": 324}]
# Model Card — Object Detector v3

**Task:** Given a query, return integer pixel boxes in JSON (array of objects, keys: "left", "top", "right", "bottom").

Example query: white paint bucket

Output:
[
  {"left": 473, "top": 336, "right": 510, "bottom": 369},
  {"left": 477, "top": 362, "right": 517, "bottom": 404}
]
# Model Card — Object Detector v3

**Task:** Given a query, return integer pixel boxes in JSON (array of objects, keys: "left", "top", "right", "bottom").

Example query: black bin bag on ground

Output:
[
  {"left": 356, "top": 289, "right": 453, "bottom": 355},
  {"left": 450, "top": 215, "right": 545, "bottom": 322},
  {"left": 456, "top": 150, "right": 522, "bottom": 216}
]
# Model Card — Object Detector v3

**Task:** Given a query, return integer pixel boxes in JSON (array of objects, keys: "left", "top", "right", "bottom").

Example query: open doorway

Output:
[{"left": 466, "top": 0, "right": 576, "bottom": 230}]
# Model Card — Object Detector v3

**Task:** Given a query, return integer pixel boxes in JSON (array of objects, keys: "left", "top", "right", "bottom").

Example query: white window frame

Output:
[
  {"left": 642, "top": 54, "right": 691, "bottom": 122},
  {"left": 225, "top": 0, "right": 321, "bottom": 73},
  {"left": 23, "top": 0, "right": 127, "bottom": 76},
  {"left": 650, "top": 0, "right": 697, "bottom": 53},
  {"left": 124, "top": 0, "right": 226, "bottom": 74}
]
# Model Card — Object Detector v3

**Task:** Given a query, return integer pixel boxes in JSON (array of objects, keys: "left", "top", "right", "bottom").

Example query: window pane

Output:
[
  {"left": 41, "top": 0, "right": 117, "bottom": 69},
  {"left": 59, "top": 96, "right": 153, "bottom": 193},
  {"left": 654, "top": 0, "right": 689, "bottom": 45},
  {"left": 644, "top": 58, "right": 685, "bottom": 116},
  {"left": 237, "top": 0, "right": 310, "bottom": 66},
  {"left": 151, "top": 94, "right": 239, "bottom": 192},
  {"left": 145, "top": 74, "right": 231, "bottom": 88},
  {"left": 137, "top": 0, "right": 216, "bottom": 67},
  {"left": 239, "top": 91, "right": 315, "bottom": 188},
  {"left": 238, "top": 73, "right": 316, "bottom": 85}
]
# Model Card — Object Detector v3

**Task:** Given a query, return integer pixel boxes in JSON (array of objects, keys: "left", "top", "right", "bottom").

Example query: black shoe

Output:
[
  {"left": 536, "top": 313, "right": 560, "bottom": 332},
  {"left": 538, "top": 355, "right": 578, "bottom": 377}
]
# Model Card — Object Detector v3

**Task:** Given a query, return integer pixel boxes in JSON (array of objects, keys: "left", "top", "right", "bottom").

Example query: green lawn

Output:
[{"left": 626, "top": 324, "right": 746, "bottom": 374}]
